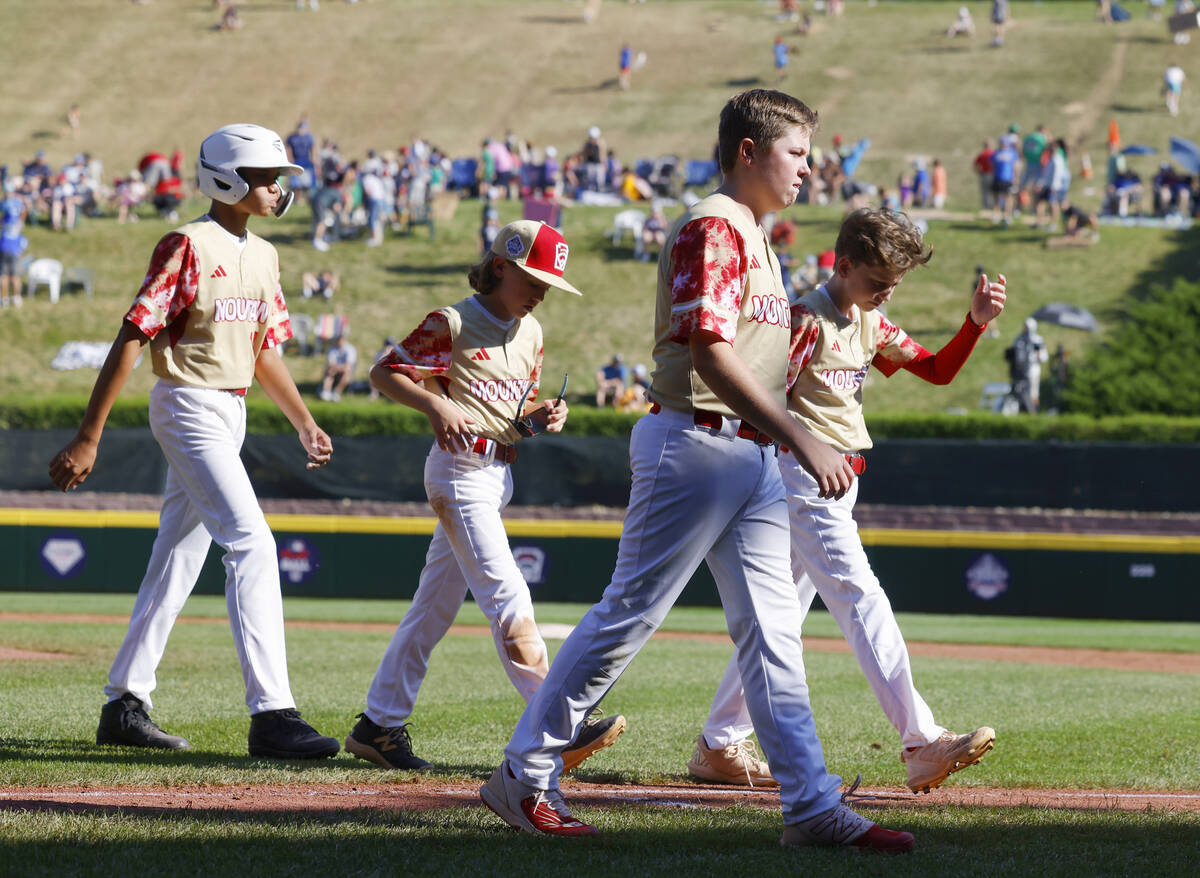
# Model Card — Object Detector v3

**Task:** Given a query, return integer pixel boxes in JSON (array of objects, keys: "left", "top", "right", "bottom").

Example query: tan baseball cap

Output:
[{"left": 490, "top": 220, "right": 583, "bottom": 296}]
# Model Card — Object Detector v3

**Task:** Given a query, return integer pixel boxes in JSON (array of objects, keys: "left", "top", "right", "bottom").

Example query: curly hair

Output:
[
  {"left": 833, "top": 209, "right": 933, "bottom": 272},
  {"left": 467, "top": 254, "right": 504, "bottom": 295}
]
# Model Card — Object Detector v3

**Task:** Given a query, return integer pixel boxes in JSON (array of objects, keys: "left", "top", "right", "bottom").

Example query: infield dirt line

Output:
[
  {"left": 2, "top": 612, "right": 1196, "bottom": 674},
  {"left": 2, "top": 782, "right": 1198, "bottom": 815}
]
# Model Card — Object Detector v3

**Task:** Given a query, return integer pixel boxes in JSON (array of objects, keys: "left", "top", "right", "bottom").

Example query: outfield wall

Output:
[
  {"left": 7, "top": 430, "right": 1200, "bottom": 511},
  {"left": 10, "top": 509, "right": 1199, "bottom": 622}
]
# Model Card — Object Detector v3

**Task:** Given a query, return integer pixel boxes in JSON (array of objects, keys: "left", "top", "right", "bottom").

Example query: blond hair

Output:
[
  {"left": 467, "top": 254, "right": 504, "bottom": 294},
  {"left": 834, "top": 209, "right": 933, "bottom": 273},
  {"left": 717, "top": 89, "right": 819, "bottom": 174}
]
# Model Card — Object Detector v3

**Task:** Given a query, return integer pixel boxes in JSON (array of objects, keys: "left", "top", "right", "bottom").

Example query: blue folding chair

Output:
[
  {"left": 684, "top": 159, "right": 718, "bottom": 187},
  {"left": 449, "top": 157, "right": 479, "bottom": 192}
]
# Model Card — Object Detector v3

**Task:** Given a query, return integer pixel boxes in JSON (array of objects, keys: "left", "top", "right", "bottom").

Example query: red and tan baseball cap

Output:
[{"left": 490, "top": 220, "right": 583, "bottom": 296}]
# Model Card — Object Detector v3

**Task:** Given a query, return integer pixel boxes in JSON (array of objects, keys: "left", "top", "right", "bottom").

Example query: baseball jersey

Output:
[
  {"left": 649, "top": 193, "right": 791, "bottom": 417},
  {"left": 379, "top": 294, "right": 543, "bottom": 445},
  {"left": 788, "top": 285, "right": 985, "bottom": 451},
  {"left": 126, "top": 217, "right": 291, "bottom": 390}
]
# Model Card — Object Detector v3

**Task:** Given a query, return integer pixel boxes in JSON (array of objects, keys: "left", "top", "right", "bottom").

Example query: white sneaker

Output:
[
  {"left": 479, "top": 761, "right": 598, "bottom": 837},
  {"left": 902, "top": 727, "right": 996, "bottom": 793},
  {"left": 312, "top": 237, "right": 330, "bottom": 252},
  {"left": 687, "top": 735, "right": 778, "bottom": 787}
]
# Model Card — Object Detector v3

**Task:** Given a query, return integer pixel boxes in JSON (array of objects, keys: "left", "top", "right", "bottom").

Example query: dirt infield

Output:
[
  {"left": 3, "top": 781, "right": 1199, "bottom": 818},
  {"left": 3, "top": 612, "right": 1197, "bottom": 674}
]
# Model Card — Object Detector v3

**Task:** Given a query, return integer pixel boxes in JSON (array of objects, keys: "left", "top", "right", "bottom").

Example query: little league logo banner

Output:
[{"left": 278, "top": 537, "right": 321, "bottom": 586}]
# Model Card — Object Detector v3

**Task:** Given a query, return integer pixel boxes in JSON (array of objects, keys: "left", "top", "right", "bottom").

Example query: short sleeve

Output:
[
  {"left": 124, "top": 233, "right": 200, "bottom": 338},
  {"left": 260, "top": 254, "right": 292, "bottom": 350},
  {"left": 870, "top": 312, "right": 919, "bottom": 377},
  {"left": 666, "top": 217, "right": 748, "bottom": 345},
  {"left": 379, "top": 311, "right": 453, "bottom": 382},
  {"left": 786, "top": 302, "right": 820, "bottom": 391}
]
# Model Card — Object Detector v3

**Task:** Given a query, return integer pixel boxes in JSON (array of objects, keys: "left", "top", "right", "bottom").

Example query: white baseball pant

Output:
[
  {"left": 104, "top": 381, "right": 295, "bottom": 715},
  {"left": 702, "top": 447, "right": 944, "bottom": 751},
  {"left": 364, "top": 443, "right": 547, "bottom": 728},
  {"left": 504, "top": 407, "right": 844, "bottom": 825}
]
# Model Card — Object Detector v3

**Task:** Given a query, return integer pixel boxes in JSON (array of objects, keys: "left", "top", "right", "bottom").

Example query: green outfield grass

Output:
[
  {"left": 1, "top": 593, "right": 1198, "bottom": 875},
  {"left": 1, "top": 1, "right": 1198, "bottom": 414}
]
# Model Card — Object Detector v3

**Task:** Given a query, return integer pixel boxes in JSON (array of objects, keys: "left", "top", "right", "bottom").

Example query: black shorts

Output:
[
  {"left": 991, "top": 177, "right": 1013, "bottom": 195},
  {"left": 0, "top": 251, "right": 20, "bottom": 277}
]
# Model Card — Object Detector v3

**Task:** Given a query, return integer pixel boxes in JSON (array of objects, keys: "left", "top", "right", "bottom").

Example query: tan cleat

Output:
[
  {"left": 902, "top": 727, "right": 996, "bottom": 793},
  {"left": 687, "top": 735, "right": 779, "bottom": 787}
]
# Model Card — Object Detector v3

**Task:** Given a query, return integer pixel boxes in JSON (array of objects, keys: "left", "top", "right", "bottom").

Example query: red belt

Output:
[
  {"left": 471, "top": 436, "right": 518, "bottom": 465},
  {"left": 650, "top": 403, "right": 775, "bottom": 446},
  {"left": 780, "top": 445, "right": 866, "bottom": 476},
  {"left": 222, "top": 388, "right": 248, "bottom": 397}
]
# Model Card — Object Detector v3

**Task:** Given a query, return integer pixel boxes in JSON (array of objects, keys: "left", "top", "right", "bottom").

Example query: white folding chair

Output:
[{"left": 26, "top": 258, "right": 64, "bottom": 304}]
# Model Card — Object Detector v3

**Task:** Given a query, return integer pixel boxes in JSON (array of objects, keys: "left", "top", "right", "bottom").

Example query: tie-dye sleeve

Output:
[
  {"left": 124, "top": 233, "right": 199, "bottom": 338},
  {"left": 377, "top": 311, "right": 453, "bottom": 383},
  {"left": 261, "top": 255, "right": 292, "bottom": 350},
  {"left": 786, "top": 302, "right": 820, "bottom": 391},
  {"left": 666, "top": 217, "right": 748, "bottom": 345}
]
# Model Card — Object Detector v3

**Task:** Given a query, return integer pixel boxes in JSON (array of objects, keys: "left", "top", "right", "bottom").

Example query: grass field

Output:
[
  {"left": 2, "top": 593, "right": 1198, "bottom": 876},
  {"left": 2, "top": 1, "right": 1198, "bottom": 414}
]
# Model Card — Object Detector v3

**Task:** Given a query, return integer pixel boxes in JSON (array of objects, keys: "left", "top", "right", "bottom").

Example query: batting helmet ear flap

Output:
[{"left": 197, "top": 155, "right": 250, "bottom": 205}]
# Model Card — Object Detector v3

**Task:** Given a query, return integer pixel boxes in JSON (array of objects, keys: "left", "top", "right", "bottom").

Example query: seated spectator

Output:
[
  {"left": 946, "top": 5, "right": 975, "bottom": 36},
  {"left": 216, "top": 3, "right": 243, "bottom": 31},
  {"left": 619, "top": 166, "right": 653, "bottom": 201},
  {"left": 1105, "top": 169, "right": 1143, "bottom": 217},
  {"left": 641, "top": 205, "right": 669, "bottom": 260},
  {"left": 50, "top": 173, "right": 78, "bottom": 232},
  {"left": 114, "top": 171, "right": 147, "bottom": 224},
  {"left": 595, "top": 353, "right": 628, "bottom": 407},
  {"left": 1153, "top": 163, "right": 1192, "bottom": 216},
  {"left": 319, "top": 333, "right": 357, "bottom": 401},
  {"left": 617, "top": 363, "right": 652, "bottom": 413},
  {"left": 302, "top": 269, "right": 340, "bottom": 301}
]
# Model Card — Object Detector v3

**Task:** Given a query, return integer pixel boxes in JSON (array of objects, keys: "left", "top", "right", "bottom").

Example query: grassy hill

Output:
[{"left": 2, "top": 0, "right": 1197, "bottom": 415}]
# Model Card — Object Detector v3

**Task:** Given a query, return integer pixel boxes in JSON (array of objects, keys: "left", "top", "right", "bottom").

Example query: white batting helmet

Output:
[{"left": 196, "top": 123, "right": 301, "bottom": 206}]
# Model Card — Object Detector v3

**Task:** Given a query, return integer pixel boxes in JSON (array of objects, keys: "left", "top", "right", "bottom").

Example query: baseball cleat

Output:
[
  {"left": 96, "top": 693, "right": 190, "bottom": 750},
  {"left": 344, "top": 713, "right": 432, "bottom": 771},
  {"left": 247, "top": 708, "right": 340, "bottom": 760},
  {"left": 687, "top": 735, "right": 779, "bottom": 787},
  {"left": 479, "top": 761, "right": 599, "bottom": 837},
  {"left": 781, "top": 803, "right": 915, "bottom": 853},
  {"left": 902, "top": 726, "right": 996, "bottom": 793},
  {"left": 561, "top": 709, "right": 627, "bottom": 774}
]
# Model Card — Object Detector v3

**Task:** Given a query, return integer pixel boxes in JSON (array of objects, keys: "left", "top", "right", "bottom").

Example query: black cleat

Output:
[
  {"left": 344, "top": 713, "right": 433, "bottom": 770},
  {"left": 247, "top": 708, "right": 340, "bottom": 759},
  {"left": 96, "top": 693, "right": 191, "bottom": 750}
]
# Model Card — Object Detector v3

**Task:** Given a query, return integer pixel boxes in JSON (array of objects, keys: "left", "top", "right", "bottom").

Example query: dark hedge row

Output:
[{"left": 8, "top": 396, "right": 1199, "bottom": 442}]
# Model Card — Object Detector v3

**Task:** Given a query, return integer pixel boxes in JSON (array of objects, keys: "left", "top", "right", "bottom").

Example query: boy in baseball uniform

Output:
[
  {"left": 345, "top": 221, "right": 626, "bottom": 773},
  {"left": 48, "top": 123, "right": 340, "bottom": 760},
  {"left": 479, "top": 91, "right": 915, "bottom": 852},
  {"left": 692, "top": 208, "right": 1004, "bottom": 793}
]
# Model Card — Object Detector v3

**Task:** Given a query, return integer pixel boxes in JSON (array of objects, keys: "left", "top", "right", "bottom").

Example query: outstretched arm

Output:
[
  {"left": 876, "top": 273, "right": 1007, "bottom": 385},
  {"left": 255, "top": 347, "right": 333, "bottom": 469},
  {"left": 48, "top": 321, "right": 148, "bottom": 491}
]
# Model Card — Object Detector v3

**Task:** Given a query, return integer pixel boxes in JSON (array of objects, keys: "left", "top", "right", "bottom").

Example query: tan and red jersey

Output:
[
  {"left": 649, "top": 193, "right": 791, "bottom": 417},
  {"left": 378, "top": 294, "right": 544, "bottom": 445},
  {"left": 125, "top": 217, "right": 291, "bottom": 390},
  {"left": 787, "top": 285, "right": 985, "bottom": 451}
]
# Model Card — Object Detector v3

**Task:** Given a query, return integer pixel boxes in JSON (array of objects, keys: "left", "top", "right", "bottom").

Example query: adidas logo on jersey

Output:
[
  {"left": 832, "top": 341, "right": 842, "bottom": 352},
  {"left": 470, "top": 350, "right": 492, "bottom": 361},
  {"left": 210, "top": 265, "right": 228, "bottom": 279},
  {"left": 748, "top": 254, "right": 763, "bottom": 270}
]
